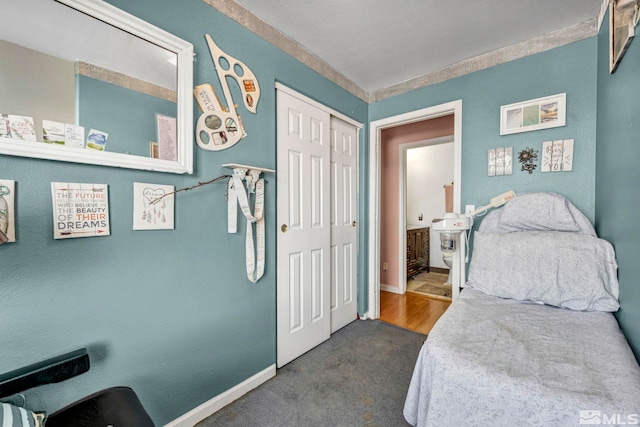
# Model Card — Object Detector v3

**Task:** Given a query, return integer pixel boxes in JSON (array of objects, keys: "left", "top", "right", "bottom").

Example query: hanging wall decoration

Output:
[
  {"left": 195, "top": 34, "right": 261, "bottom": 151},
  {"left": 139, "top": 163, "right": 275, "bottom": 283},
  {"left": 518, "top": 147, "right": 538, "bottom": 174},
  {"left": 500, "top": 93, "right": 566, "bottom": 135},
  {"left": 133, "top": 182, "right": 175, "bottom": 230},
  {"left": 488, "top": 147, "right": 513, "bottom": 176},
  {"left": 610, "top": 0, "right": 640, "bottom": 73},
  {"left": 224, "top": 163, "right": 274, "bottom": 284},
  {"left": 0, "top": 179, "right": 16, "bottom": 243},
  {"left": 51, "top": 182, "right": 110, "bottom": 239},
  {"left": 541, "top": 139, "right": 574, "bottom": 172}
]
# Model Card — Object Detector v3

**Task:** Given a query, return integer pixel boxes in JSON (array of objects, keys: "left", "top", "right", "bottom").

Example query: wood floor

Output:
[{"left": 379, "top": 291, "right": 450, "bottom": 335}]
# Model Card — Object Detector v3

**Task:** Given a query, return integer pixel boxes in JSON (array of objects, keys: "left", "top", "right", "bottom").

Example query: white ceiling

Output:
[{"left": 232, "top": 0, "right": 604, "bottom": 94}]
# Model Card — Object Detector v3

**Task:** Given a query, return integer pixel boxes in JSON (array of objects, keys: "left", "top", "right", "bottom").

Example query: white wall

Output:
[{"left": 406, "top": 142, "right": 454, "bottom": 269}]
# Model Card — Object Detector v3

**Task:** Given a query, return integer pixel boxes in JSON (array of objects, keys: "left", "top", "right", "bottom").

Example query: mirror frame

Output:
[{"left": 0, "top": 0, "right": 194, "bottom": 174}]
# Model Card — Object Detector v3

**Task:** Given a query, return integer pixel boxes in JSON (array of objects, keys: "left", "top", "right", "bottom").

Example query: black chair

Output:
[
  {"left": 45, "top": 386, "right": 154, "bottom": 427},
  {"left": 0, "top": 349, "right": 154, "bottom": 426}
]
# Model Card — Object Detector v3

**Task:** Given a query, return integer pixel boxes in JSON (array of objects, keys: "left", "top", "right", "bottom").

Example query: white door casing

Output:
[
  {"left": 276, "top": 89, "right": 331, "bottom": 368},
  {"left": 398, "top": 136, "right": 454, "bottom": 294},
  {"left": 329, "top": 117, "right": 358, "bottom": 333},
  {"left": 367, "top": 100, "right": 463, "bottom": 319}
]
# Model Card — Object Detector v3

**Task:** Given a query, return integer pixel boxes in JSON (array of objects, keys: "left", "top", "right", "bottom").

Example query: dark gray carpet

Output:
[{"left": 196, "top": 320, "right": 427, "bottom": 427}]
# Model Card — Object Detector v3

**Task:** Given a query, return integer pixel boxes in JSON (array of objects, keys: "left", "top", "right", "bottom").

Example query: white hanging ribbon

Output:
[
  {"left": 227, "top": 178, "right": 237, "bottom": 234},
  {"left": 227, "top": 168, "right": 265, "bottom": 283}
]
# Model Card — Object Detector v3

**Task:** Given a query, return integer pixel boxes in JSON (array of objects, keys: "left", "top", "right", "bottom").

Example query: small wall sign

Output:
[
  {"left": 51, "top": 182, "right": 110, "bottom": 239},
  {"left": 133, "top": 182, "right": 175, "bottom": 230}
]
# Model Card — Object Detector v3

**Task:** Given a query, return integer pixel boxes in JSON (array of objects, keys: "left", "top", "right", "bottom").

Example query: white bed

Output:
[{"left": 403, "top": 192, "right": 640, "bottom": 426}]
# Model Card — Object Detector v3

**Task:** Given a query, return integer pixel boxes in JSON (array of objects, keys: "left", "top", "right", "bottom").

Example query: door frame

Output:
[
  {"left": 398, "top": 135, "right": 454, "bottom": 294},
  {"left": 367, "top": 100, "right": 462, "bottom": 319}
]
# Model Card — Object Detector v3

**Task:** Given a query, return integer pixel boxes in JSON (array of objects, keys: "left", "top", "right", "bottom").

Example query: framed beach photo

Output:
[
  {"left": 500, "top": 93, "right": 566, "bottom": 135},
  {"left": 610, "top": 0, "right": 640, "bottom": 73}
]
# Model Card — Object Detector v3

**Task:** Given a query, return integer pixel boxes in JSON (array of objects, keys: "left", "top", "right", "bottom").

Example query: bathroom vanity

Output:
[{"left": 407, "top": 226, "right": 430, "bottom": 279}]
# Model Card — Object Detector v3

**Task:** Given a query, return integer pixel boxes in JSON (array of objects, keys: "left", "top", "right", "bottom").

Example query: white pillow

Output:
[
  {"left": 466, "top": 231, "right": 620, "bottom": 312},
  {"left": 497, "top": 192, "right": 595, "bottom": 235}
]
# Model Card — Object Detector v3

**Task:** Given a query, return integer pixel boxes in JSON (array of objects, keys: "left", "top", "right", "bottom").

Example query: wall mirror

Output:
[{"left": 0, "top": 0, "right": 193, "bottom": 174}]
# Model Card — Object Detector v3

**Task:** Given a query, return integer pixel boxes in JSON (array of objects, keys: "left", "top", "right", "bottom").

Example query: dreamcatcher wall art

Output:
[{"left": 133, "top": 182, "right": 175, "bottom": 230}]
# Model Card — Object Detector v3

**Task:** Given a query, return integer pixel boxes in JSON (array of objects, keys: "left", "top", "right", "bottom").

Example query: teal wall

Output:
[
  {"left": 595, "top": 12, "right": 640, "bottom": 357},
  {"left": 370, "top": 40, "right": 599, "bottom": 289},
  {"left": 370, "top": 38, "right": 599, "bottom": 221},
  {"left": 0, "top": 0, "right": 366, "bottom": 424},
  {"left": 77, "top": 76, "right": 177, "bottom": 156},
  {"left": 370, "top": 31, "right": 640, "bottom": 361}
]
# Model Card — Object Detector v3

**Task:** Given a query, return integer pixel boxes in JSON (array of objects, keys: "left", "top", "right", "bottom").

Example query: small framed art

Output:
[{"left": 500, "top": 93, "right": 566, "bottom": 136}]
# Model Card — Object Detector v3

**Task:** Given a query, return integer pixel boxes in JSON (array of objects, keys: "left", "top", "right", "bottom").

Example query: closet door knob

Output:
[
  {"left": 352, "top": 221, "right": 357, "bottom": 227},
  {"left": 281, "top": 224, "right": 288, "bottom": 233}
]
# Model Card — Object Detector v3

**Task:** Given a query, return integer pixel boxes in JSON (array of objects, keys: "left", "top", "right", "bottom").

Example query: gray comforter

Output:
[{"left": 403, "top": 288, "right": 640, "bottom": 426}]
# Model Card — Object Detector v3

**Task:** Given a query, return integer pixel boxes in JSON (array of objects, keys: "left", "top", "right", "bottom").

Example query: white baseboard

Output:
[
  {"left": 164, "top": 364, "right": 276, "bottom": 427},
  {"left": 380, "top": 283, "right": 402, "bottom": 294}
]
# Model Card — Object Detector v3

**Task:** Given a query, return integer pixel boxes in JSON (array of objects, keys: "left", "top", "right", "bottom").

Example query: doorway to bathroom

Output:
[
  {"left": 377, "top": 134, "right": 455, "bottom": 334},
  {"left": 402, "top": 138, "right": 454, "bottom": 301},
  {"left": 367, "top": 100, "right": 462, "bottom": 323}
]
